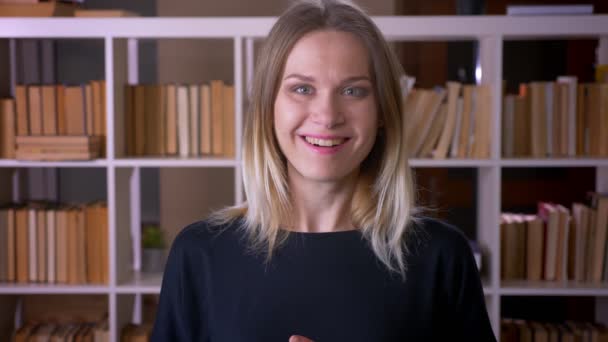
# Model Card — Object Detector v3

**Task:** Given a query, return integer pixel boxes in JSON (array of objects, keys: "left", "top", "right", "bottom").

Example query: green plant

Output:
[{"left": 142, "top": 224, "right": 165, "bottom": 249}]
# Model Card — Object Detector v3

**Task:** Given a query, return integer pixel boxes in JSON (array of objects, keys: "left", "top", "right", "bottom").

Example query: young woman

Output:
[{"left": 151, "top": 0, "right": 496, "bottom": 341}]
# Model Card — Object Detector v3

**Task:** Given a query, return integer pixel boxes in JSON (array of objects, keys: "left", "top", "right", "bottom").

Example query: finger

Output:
[{"left": 290, "top": 335, "right": 314, "bottom": 342}]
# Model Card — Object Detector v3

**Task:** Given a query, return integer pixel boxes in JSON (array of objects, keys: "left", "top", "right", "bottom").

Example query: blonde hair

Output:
[{"left": 211, "top": 0, "right": 420, "bottom": 279}]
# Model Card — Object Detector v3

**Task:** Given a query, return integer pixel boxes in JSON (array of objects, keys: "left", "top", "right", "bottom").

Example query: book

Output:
[{"left": 0, "top": 98, "right": 16, "bottom": 158}]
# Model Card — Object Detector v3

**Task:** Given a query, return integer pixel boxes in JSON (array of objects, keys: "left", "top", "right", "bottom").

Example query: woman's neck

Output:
[{"left": 285, "top": 166, "right": 358, "bottom": 233}]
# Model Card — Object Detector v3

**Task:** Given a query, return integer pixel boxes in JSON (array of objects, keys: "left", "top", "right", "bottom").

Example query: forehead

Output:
[{"left": 282, "top": 29, "right": 371, "bottom": 77}]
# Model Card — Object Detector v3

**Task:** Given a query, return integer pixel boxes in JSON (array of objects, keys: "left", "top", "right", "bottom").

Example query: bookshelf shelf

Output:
[
  {"left": 0, "top": 284, "right": 111, "bottom": 295},
  {"left": 1, "top": 14, "right": 607, "bottom": 342},
  {"left": 111, "top": 158, "right": 238, "bottom": 168},
  {"left": 0, "top": 159, "right": 109, "bottom": 168},
  {"left": 500, "top": 158, "right": 608, "bottom": 168},
  {"left": 500, "top": 281, "right": 608, "bottom": 297}
]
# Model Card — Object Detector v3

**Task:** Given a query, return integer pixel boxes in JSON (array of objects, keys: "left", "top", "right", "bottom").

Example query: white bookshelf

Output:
[{"left": 0, "top": 16, "right": 607, "bottom": 342}]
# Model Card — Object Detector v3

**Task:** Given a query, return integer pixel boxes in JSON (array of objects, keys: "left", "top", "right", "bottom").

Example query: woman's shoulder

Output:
[
  {"left": 410, "top": 216, "right": 473, "bottom": 257},
  {"left": 171, "top": 217, "right": 244, "bottom": 252}
]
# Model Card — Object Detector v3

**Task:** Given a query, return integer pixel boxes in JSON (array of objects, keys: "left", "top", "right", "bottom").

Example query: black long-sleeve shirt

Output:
[{"left": 151, "top": 217, "right": 497, "bottom": 341}]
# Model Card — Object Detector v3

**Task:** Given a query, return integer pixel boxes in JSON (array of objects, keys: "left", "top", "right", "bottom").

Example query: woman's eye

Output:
[
  {"left": 342, "top": 87, "right": 368, "bottom": 97},
  {"left": 293, "top": 85, "right": 313, "bottom": 95}
]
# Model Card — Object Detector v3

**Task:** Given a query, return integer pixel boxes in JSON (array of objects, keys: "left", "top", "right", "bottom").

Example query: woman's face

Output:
[{"left": 273, "top": 30, "right": 379, "bottom": 184}]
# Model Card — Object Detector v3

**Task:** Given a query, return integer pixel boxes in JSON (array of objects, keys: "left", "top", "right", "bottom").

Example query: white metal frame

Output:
[{"left": 0, "top": 16, "right": 607, "bottom": 341}]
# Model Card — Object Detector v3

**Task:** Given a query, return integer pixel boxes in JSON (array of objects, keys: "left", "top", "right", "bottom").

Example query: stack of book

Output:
[
  {"left": 502, "top": 77, "right": 608, "bottom": 158},
  {"left": 399, "top": 76, "right": 493, "bottom": 159},
  {"left": 0, "top": 80, "right": 106, "bottom": 160},
  {"left": 501, "top": 193, "right": 608, "bottom": 283},
  {"left": 501, "top": 319, "right": 608, "bottom": 341},
  {"left": 0, "top": 202, "right": 109, "bottom": 285},
  {"left": 14, "top": 319, "right": 109, "bottom": 341},
  {"left": 0, "top": 0, "right": 136, "bottom": 17},
  {"left": 124, "top": 81, "right": 235, "bottom": 158}
]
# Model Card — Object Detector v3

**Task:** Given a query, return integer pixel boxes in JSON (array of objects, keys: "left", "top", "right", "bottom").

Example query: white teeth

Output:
[{"left": 304, "top": 136, "right": 346, "bottom": 147}]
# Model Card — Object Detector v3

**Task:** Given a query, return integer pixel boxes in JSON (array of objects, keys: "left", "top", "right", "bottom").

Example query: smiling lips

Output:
[
  {"left": 300, "top": 135, "right": 350, "bottom": 155},
  {"left": 303, "top": 136, "right": 348, "bottom": 147}
]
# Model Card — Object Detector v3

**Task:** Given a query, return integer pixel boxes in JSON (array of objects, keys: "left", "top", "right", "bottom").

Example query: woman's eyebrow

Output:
[{"left": 283, "top": 74, "right": 371, "bottom": 83}]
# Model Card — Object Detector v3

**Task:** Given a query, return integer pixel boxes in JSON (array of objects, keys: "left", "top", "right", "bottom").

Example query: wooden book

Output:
[
  {"left": 0, "top": 209, "right": 7, "bottom": 281},
  {"left": 210, "top": 80, "right": 224, "bottom": 156},
  {"left": 91, "top": 80, "right": 103, "bottom": 137},
  {"left": 85, "top": 204, "right": 99, "bottom": 284},
  {"left": 56, "top": 85, "right": 67, "bottom": 135},
  {"left": 411, "top": 88, "right": 446, "bottom": 157},
  {"left": 513, "top": 95, "right": 530, "bottom": 157},
  {"left": 223, "top": 84, "right": 235, "bottom": 158},
  {"left": 0, "top": 1, "right": 75, "bottom": 17},
  {"left": 76, "top": 209, "right": 87, "bottom": 284},
  {"left": 74, "top": 9, "right": 138, "bottom": 17},
  {"left": 124, "top": 85, "right": 135, "bottom": 156},
  {"left": 46, "top": 209, "right": 55, "bottom": 284},
  {"left": 84, "top": 83, "right": 93, "bottom": 135},
  {"left": 576, "top": 84, "right": 587, "bottom": 156},
  {"left": 502, "top": 95, "right": 515, "bottom": 158},
  {"left": 500, "top": 214, "right": 519, "bottom": 280},
  {"left": 165, "top": 84, "right": 178, "bottom": 155},
  {"left": 531, "top": 322, "right": 549, "bottom": 342},
  {"left": 133, "top": 85, "right": 145, "bottom": 156},
  {"left": 41, "top": 85, "right": 57, "bottom": 135},
  {"left": 554, "top": 204, "right": 571, "bottom": 282},
  {"left": 402, "top": 90, "right": 424, "bottom": 155},
  {"left": 144, "top": 85, "right": 158, "bottom": 156},
  {"left": 472, "top": 84, "right": 492, "bottom": 159},
  {"left": 587, "top": 84, "right": 601, "bottom": 156},
  {"left": 599, "top": 83, "right": 608, "bottom": 157},
  {"left": 591, "top": 194, "right": 608, "bottom": 282},
  {"left": 434, "top": 82, "right": 461, "bottom": 159},
  {"left": 15, "top": 85, "right": 29, "bottom": 135},
  {"left": 189, "top": 84, "right": 200, "bottom": 157},
  {"left": 457, "top": 85, "right": 475, "bottom": 158},
  {"left": 158, "top": 85, "right": 167, "bottom": 156},
  {"left": 200, "top": 84, "right": 212, "bottom": 155},
  {"left": 36, "top": 209, "right": 46, "bottom": 283},
  {"left": 28, "top": 85, "right": 43, "bottom": 135},
  {"left": 448, "top": 97, "right": 463, "bottom": 158},
  {"left": 557, "top": 76, "right": 577, "bottom": 157},
  {"left": 55, "top": 209, "right": 68, "bottom": 283},
  {"left": 98, "top": 204, "right": 108, "bottom": 284},
  {"left": 66, "top": 208, "right": 78, "bottom": 284},
  {"left": 572, "top": 203, "right": 589, "bottom": 282},
  {"left": 0, "top": 98, "right": 16, "bottom": 158},
  {"left": 176, "top": 85, "right": 190, "bottom": 158},
  {"left": 65, "top": 86, "right": 86, "bottom": 135},
  {"left": 6, "top": 208, "right": 16, "bottom": 281}
]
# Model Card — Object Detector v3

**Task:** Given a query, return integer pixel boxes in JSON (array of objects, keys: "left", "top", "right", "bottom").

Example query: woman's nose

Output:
[{"left": 309, "top": 91, "right": 345, "bottom": 129}]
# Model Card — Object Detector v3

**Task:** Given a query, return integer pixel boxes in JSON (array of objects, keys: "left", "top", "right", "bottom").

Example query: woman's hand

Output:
[{"left": 289, "top": 335, "right": 314, "bottom": 342}]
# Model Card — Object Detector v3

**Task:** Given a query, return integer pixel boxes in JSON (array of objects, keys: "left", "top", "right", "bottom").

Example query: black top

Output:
[{"left": 151, "top": 217, "right": 497, "bottom": 341}]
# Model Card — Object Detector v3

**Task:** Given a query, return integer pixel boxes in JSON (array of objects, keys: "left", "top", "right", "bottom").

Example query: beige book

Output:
[
  {"left": 457, "top": 85, "right": 475, "bottom": 158},
  {"left": 524, "top": 215, "right": 544, "bottom": 282},
  {"left": 144, "top": 85, "right": 159, "bottom": 156},
  {"left": 599, "top": 83, "right": 608, "bottom": 156},
  {"left": 538, "top": 202, "right": 559, "bottom": 281},
  {"left": 576, "top": 84, "right": 586, "bottom": 156},
  {"left": 0, "top": 98, "right": 16, "bottom": 158},
  {"left": 41, "top": 85, "right": 57, "bottom": 135},
  {"left": 411, "top": 88, "right": 446, "bottom": 157},
  {"left": 200, "top": 84, "right": 212, "bottom": 155},
  {"left": 165, "top": 84, "right": 178, "bottom": 155},
  {"left": 555, "top": 204, "right": 570, "bottom": 282},
  {"left": 98, "top": 205, "right": 108, "bottom": 284},
  {"left": 100, "top": 80, "right": 107, "bottom": 137},
  {"left": 176, "top": 85, "right": 190, "bottom": 158},
  {"left": 67, "top": 209, "right": 78, "bottom": 284},
  {"left": 189, "top": 84, "right": 200, "bottom": 157},
  {"left": 56, "top": 85, "right": 67, "bottom": 135},
  {"left": 0, "top": 1, "right": 75, "bottom": 17},
  {"left": 571, "top": 203, "right": 588, "bottom": 282},
  {"left": 46, "top": 209, "right": 56, "bottom": 284},
  {"left": 28, "top": 85, "right": 43, "bottom": 135},
  {"left": 15, "top": 208, "right": 28, "bottom": 283},
  {"left": 587, "top": 84, "right": 601, "bottom": 156},
  {"left": 472, "top": 84, "right": 492, "bottom": 159},
  {"left": 592, "top": 195, "right": 608, "bottom": 282},
  {"left": 55, "top": 209, "right": 68, "bottom": 283},
  {"left": 513, "top": 95, "right": 530, "bottom": 157},
  {"left": 223, "top": 84, "right": 235, "bottom": 158},
  {"left": 448, "top": 98, "right": 463, "bottom": 158},
  {"left": 529, "top": 82, "right": 548, "bottom": 157},
  {"left": 74, "top": 9, "right": 138, "bottom": 17},
  {"left": 65, "top": 86, "right": 86, "bottom": 135},
  {"left": 210, "top": 80, "right": 224, "bottom": 156},
  {"left": 557, "top": 76, "right": 578, "bottom": 157},
  {"left": 28, "top": 208, "right": 37, "bottom": 282},
  {"left": 76, "top": 209, "right": 87, "bottom": 284},
  {"left": 92, "top": 80, "right": 104, "bottom": 137},
  {"left": 418, "top": 102, "right": 446, "bottom": 158},
  {"left": 433, "top": 82, "right": 461, "bottom": 159},
  {"left": 586, "top": 209, "right": 597, "bottom": 282},
  {"left": 15, "top": 85, "right": 29, "bottom": 135},
  {"left": 500, "top": 214, "right": 520, "bottom": 280},
  {"left": 403, "top": 90, "right": 428, "bottom": 156},
  {"left": 502, "top": 95, "right": 515, "bottom": 158},
  {"left": 0, "top": 209, "right": 7, "bottom": 281},
  {"left": 36, "top": 209, "right": 46, "bottom": 283}
]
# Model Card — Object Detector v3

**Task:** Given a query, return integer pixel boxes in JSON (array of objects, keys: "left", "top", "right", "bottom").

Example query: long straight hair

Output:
[{"left": 211, "top": 0, "right": 420, "bottom": 279}]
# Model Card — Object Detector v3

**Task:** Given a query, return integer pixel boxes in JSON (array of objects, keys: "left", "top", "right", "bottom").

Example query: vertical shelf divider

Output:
[{"left": 234, "top": 36, "right": 244, "bottom": 205}]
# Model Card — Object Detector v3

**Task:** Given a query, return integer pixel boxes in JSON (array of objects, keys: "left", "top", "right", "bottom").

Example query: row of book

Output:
[
  {"left": 0, "top": 203, "right": 109, "bottom": 285},
  {"left": 399, "top": 76, "right": 493, "bottom": 159},
  {"left": 501, "top": 193, "right": 608, "bottom": 283},
  {"left": 121, "top": 323, "right": 152, "bottom": 342},
  {"left": 124, "top": 81, "right": 235, "bottom": 158},
  {"left": 14, "top": 319, "right": 109, "bottom": 342},
  {"left": 0, "top": 0, "right": 136, "bottom": 18},
  {"left": 0, "top": 81, "right": 107, "bottom": 159},
  {"left": 502, "top": 78, "right": 608, "bottom": 158},
  {"left": 501, "top": 319, "right": 608, "bottom": 341}
]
